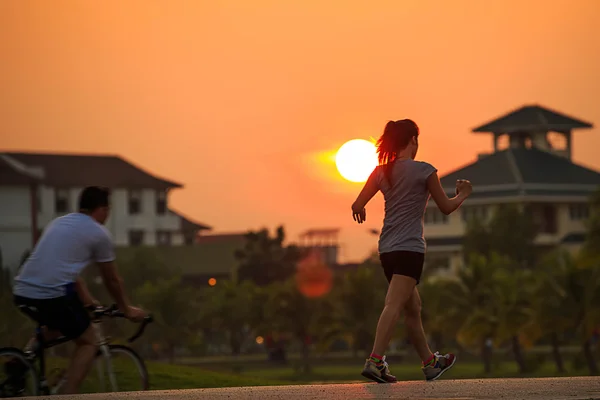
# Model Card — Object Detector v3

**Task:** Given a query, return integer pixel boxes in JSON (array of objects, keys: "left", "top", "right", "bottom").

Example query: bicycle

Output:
[{"left": 0, "top": 304, "right": 153, "bottom": 397}]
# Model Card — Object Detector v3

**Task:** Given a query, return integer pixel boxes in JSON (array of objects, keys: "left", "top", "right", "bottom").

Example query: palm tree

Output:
[
  {"left": 523, "top": 250, "right": 576, "bottom": 373},
  {"left": 135, "top": 276, "right": 201, "bottom": 363},
  {"left": 419, "top": 277, "right": 463, "bottom": 352},
  {"left": 263, "top": 279, "right": 328, "bottom": 373},
  {"left": 453, "top": 254, "right": 501, "bottom": 374},
  {"left": 491, "top": 267, "right": 536, "bottom": 374},
  {"left": 529, "top": 250, "right": 600, "bottom": 375},
  {"left": 332, "top": 264, "right": 387, "bottom": 356},
  {"left": 574, "top": 186, "right": 600, "bottom": 374},
  {"left": 570, "top": 252, "right": 600, "bottom": 375},
  {"left": 234, "top": 226, "right": 301, "bottom": 286},
  {"left": 198, "top": 279, "right": 258, "bottom": 356}
]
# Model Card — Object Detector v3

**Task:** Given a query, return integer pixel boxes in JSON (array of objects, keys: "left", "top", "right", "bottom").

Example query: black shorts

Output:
[
  {"left": 14, "top": 293, "right": 91, "bottom": 340},
  {"left": 379, "top": 250, "right": 425, "bottom": 284}
]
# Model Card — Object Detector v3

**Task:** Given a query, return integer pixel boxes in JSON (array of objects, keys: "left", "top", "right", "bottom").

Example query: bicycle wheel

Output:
[
  {"left": 0, "top": 347, "right": 39, "bottom": 398},
  {"left": 80, "top": 344, "right": 149, "bottom": 393}
]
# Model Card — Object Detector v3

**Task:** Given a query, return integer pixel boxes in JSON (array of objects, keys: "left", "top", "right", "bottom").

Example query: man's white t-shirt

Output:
[{"left": 13, "top": 213, "right": 115, "bottom": 299}]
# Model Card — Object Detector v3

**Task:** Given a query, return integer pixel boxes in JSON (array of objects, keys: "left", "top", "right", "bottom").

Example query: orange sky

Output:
[{"left": 1, "top": 0, "right": 599, "bottom": 262}]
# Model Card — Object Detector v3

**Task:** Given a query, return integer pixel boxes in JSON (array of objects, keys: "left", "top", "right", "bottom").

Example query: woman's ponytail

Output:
[{"left": 376, "top": 119, "right": 419, "bottom": 186}]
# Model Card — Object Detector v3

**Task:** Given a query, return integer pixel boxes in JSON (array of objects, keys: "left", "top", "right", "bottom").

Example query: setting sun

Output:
[{"left": 335, "top": 139, "right": 378, "bottom": 183}]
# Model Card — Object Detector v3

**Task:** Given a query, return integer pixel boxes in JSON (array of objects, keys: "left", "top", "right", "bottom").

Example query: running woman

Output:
[{"left": 351, "top": 119, "right": 472, "bottom": 383}]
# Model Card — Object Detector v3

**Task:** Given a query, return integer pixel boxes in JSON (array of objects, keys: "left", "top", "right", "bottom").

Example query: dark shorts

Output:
[
  {"left": 13, "top": 292, "right": 91, "bottom": 340},
  {"left": 379, "top": 250, "right": 425, "bottom": 284}
]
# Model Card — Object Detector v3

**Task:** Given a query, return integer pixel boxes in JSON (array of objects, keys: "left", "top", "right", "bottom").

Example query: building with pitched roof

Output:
[
  {"left": 423, "top": 105, "right": 599, "bottom": 276},
  {"left": 0, "top": 151, "right": 211, "bottom": 273}
]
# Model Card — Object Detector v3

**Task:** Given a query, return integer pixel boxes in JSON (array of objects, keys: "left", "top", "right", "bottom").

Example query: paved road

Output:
[{"left": 43, "top": 377, "right": 600, "bottom": 400}]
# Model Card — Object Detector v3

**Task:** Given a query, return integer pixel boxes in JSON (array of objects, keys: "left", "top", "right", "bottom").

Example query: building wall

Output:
[
  {"left": 423, "top": 209, "right": 466, "bottom": 238},
  {"left": 425, "top": 202, "right": 588, "bottom": 242},
  {"left": 423, "top": 200, "right": 589, "bottom": 277},
  {"left": 172, "top": 232, "right": 185, "bottom": 246},
  {"left": 0, "top": 185, "right": 187, "bottom": 272},
  {"left": 104, "top": 188, "right": 180, "bottom": 246},
  {"left": 0, "top": 186, "right": 33, "bottom": 273},
  {"left": 556, "top": 202, "right": 588, "bottom": 238},
  {"left": 36, "top": 186, "right": 181, "bottom": 246}
]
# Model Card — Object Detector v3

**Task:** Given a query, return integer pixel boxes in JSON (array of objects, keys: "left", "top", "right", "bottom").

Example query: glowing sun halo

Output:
[{"left": 335, "top": 139, "right": 378, "bottom": 182}]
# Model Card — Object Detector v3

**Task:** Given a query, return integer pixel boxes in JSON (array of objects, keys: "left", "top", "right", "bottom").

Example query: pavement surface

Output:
[{"left": 39, "top": 377, "right": 600, "bottom": 400}]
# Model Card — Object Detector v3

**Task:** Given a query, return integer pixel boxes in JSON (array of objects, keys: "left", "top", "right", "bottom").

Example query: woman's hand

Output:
[
  {"left": 351, "top": 168, "right": 379, "bottom": 224},
  {"left": 352, "top": 206, "right": 366, "bottom": 224},
  {"left": 455, "top": 179, "right": 473, "bottom": 198}
]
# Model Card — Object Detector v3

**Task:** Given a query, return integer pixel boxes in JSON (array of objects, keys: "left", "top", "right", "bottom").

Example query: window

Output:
[
  {"left": 128, "top": 230, "right": 145, "bottom": 246},
  {"left": 128, "top": 190, "right": 142, "bottom": 215},
  {"left": 184, "top": 232, "right": 196, "bottom": 245},
  {"left": 462, "top": 206, "right": 488, "bottom": 223},
  {"left": 424, "top": 208, "right": 449, "bottom": 225},
  {"left": 156, "top": 190, "right": 167, "bottom": 215},
  {"left": 156, "top": 230, "right": 172, "bottom": 246},
  {"left": 569, "top": 204, "right": 589, "bottom": 221},
  {"left": 540, "top": 205, "right": 557, "bottom": 234},
  {"left": 55, "top": 188, "right": 69, "bottom": 213}
]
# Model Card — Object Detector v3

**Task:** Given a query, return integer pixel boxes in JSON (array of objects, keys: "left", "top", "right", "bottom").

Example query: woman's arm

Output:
[
  {"left": 351, "top": 168, "right": 380, "bottom": 223},
  {"left": 426, "top": 172, "right": 471, "bottom": 215}
]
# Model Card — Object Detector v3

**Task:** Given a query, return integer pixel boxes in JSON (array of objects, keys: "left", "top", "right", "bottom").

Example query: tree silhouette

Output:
[
  {"left": 462, "top": 203, "right": 538, "bottom": 268},
  {"left": 235, "top": 226, "right": 302, "bottom": 286}
]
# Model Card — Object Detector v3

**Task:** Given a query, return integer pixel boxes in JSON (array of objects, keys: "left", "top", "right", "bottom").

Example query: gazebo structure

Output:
[
  {"left": 298, "top": 228, "right": 340, "bottom": 267},
  {"left": 423, "top": 104, "right": 599, "bottom": 276}
]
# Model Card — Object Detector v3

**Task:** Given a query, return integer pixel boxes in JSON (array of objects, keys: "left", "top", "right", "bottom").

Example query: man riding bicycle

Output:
[{"left": 8, "top": 186, "right": 147, "bottom": 394}]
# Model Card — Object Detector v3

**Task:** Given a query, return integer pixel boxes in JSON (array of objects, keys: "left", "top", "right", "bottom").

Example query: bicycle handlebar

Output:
[{"left": 86, "top": 304, "right": 154, "bottom": 343}]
